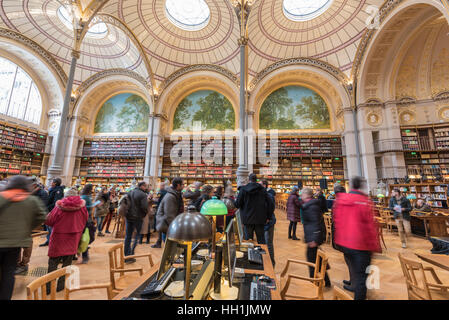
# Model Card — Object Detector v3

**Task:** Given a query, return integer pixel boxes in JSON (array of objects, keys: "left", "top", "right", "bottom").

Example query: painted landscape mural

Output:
[
  {"left": 259, "top": 85, "right": 330, "bottom": 130},
  {"left": 173, "top": 90, "right": 235, "bottom": 131},
  {"left": 94, "top": 93, "right": 149, "bottom": 133}
]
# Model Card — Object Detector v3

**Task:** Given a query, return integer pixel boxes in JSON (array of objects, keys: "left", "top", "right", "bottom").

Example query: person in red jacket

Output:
[
  {"left": 332, "top": 176, "right": 380, "bottom": 300},
  {"left": 45, "top": 188, "right": 88, "bottom": 293}
]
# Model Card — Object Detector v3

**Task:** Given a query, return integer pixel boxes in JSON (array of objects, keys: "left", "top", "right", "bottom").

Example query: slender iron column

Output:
[{"left": 47, "top": 50, "right": 79, "bottom": 182}]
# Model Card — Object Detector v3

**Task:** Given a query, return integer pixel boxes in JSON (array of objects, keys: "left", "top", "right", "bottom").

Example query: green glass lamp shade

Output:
[
  {"left": 200, "top": 198, "right": 228, "bottom": 216},
  {"left": 407, "top": 194, "right": 417, "bottom": 200},
  {"left": 167, "top": 206, "right": 213, "bottom": 242},
  {"left": 377, "top": 194, "right": 385, "bottom": 198}
]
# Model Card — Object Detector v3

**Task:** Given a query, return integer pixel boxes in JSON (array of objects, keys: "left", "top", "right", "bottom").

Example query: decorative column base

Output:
[{"left": 236, "top": 166, "right": 249, "bottom": 188}]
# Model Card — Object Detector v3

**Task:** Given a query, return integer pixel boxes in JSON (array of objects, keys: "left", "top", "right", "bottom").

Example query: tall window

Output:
[{"left": 0, "top": 57, "right": 42, "bottom": 125}]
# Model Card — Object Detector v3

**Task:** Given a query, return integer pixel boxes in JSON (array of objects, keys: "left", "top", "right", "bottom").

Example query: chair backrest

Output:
[
  {"left": 323, "top": 215, "right": 332, "bottom": 233},
  {"left": 333, "top": 286, "right": 353, "bottom": 300},
  {"left": 27, "top": 268, "right": 67, "bottom": 300},
  {"left": 313, "top": 249, "right": 329, "bottom": 280},
  {"left": 398, "top": 253, "right": 432, "bottom": 300},
  {"left": 380, "top": 209, "right": 393, "bottom": 222},
  {"left": 108, "top": 242, "right": 125, "bottom": 289}
]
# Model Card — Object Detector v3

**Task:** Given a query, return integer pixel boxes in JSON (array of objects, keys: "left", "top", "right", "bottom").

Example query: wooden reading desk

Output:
[
  {"left": 411, "top": 212, "right": 449, "bottom": 238},
  {"left": 114, "top": 244, "right": 280, "bottom": 300},
  {"left": 415, "top": 249, "right": 449, "bottom": 272}
]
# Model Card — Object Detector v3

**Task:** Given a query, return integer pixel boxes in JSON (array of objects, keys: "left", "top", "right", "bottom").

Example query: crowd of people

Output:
[{"left": 0, "top": 173, "right": 436, "bottom": 300}]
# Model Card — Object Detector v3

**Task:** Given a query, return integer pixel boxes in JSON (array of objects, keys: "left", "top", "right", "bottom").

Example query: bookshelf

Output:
[
  {"left": 0, "top": 122, "right": 47, "bottom": 178},
  {"left": 160, "top": 135, "right": 345, "bottom": 192},
  {"left": 388, "top": 183, "right": 448, "bottom": 209},
  {"left": 161, "top": 137, "right": 238, "bottom": 189},
  {"left": 76, "top": 138, "right": 147, "bottom": 186},
  {"left": 400, "top": 125, "right": 449, "bottom": 182},
  {"left": 256, "top": 136, "right": 345, "bottom": 193}
]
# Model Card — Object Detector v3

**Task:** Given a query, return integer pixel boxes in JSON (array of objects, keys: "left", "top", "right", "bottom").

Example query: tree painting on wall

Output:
[
  {"left": 94, "top": 93, "right": 149, "bottom": 133},
  {"left": 172, "top": 90, "right": 235, "bottom": 131},
  {"left": 259, "top": 86, "right": 330, "bottom": 130}
]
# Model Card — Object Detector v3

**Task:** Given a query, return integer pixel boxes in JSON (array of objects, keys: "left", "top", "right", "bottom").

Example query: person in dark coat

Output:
[
  {"left": 261, "top": 180, "right": 277, "bottom": 266},
  {"left": 155, "top": 178, "right": 184, "bottom": 244},
  {"left": 194, "top": 185, "right": 214, "bottom": 212},
  {"left": 124, "top": 182, "right": 148, "bottom": 261},
  {"left": 301, "top": 187, "right": 330, "bottom": 287},
  {"left": 183, "top": 181, "right": 202, "bottom": 206},
  {"left": 151, "top": 182, "right": 168, "bottom": 248},
  {"left": 40, "top": 178, "right": 64, "bottom": 247},
  {"left": 235, "top": 174, "right": 273, "bottom": 244},
  {"left": 286, "top": 186, "right": 301, "bottom": 240},
  {"left": 31, "top": 178, "right": 49, "bottom": 208},
  {"left": 315, "top": 187, "right": 328, "bottom": 214}
]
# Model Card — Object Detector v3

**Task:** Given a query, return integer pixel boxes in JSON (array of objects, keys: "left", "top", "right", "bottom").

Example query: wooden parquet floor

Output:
[{"left": 12, "top": 209, "right": 449, "bottom": 300}]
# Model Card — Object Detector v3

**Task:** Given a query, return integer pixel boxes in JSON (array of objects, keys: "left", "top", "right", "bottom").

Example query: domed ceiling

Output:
[{"left": 0, "top": 0, "right": 386, "bottom": 90}]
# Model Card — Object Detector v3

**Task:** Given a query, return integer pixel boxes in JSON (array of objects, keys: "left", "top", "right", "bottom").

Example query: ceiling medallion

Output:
[
  {"left": 366, "top": 111, "right": 382, "bottom": 127},
  {"left": 438, "top": 106, "right": 449, "bottom": 121},
  {"left": 399, "top": 111, "right": 415, "bottom": 124}
]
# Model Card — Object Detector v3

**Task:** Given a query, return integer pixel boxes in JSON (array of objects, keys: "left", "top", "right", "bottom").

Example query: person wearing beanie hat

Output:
[{"left": 64, "top": 187, "right": 79, "bottom": 198}]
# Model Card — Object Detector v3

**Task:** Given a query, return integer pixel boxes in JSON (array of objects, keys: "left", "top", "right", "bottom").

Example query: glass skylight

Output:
[
  {"left": 283, "top": 0, "right": 333, "bottom": 22},
  {"left": 165, "top": 0, "right": 210, "bottom": 31},
  {"left": 0, "top": 57, "right": 42, "bottom": 125},
  {"left": 57, "top": 6, "right": 108, "bottom": 39}
]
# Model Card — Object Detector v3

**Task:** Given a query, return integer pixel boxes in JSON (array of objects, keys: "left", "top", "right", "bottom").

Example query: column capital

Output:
[
  {"left": 238, "top": 37, "right": 248, "bottom": 46},
  {"left": 71, "top": 50, "right": 81, "bottom": 59}
]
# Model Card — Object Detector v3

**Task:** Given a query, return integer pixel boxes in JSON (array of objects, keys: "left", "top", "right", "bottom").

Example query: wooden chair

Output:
[
  {"left": 280, "top": 249, "right": 329, "bottom": 300},
  {"left": 379, "top": 209, "right": 396, "bottom": 233},
  {"left": 108, "top": 242, "right": 154, "bottom": 295},
  {"left": 398, "top": 253, "right": 449, "bottom": 300},
  {"left": 113, "top": 215, "right": 126, "bottom": 239},
  {"left": 323, "top": 214, "right": 332, "bottom": 245},
  {"left": 333, "top": 285, "right": 353, "bottom": 300},
  {"left": 27, "top": 267, "right": 112, "bottom": 300},
  {"left": 374, "top": 216, "right": 387, "bottom": 250}
]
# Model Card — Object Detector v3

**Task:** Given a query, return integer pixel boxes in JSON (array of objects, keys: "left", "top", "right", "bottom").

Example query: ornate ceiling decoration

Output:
[
  {"left": 0, "top": 0, "right": 446, "bottom": 99},
  {"left": 247, "top": 0, "right": 384, "bottom": 77},
  {"left": 0, "top": 0, "right": 148, "bottom": 87}
]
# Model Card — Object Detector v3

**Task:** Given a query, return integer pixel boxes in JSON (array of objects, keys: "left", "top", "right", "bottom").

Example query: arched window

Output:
[{"left": 0, "top": 56, "right": 42, "bottom": 125}]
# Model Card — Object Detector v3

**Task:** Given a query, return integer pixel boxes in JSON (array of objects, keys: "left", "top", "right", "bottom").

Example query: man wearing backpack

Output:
[
  {"left": 235, "top": 174, "right": 273, "bottom": 244},
  {"left": 123, "top": 182, "right": 148, "bottom": 263}
]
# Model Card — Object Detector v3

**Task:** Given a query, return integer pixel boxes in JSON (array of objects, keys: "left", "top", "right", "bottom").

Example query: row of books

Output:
[
  {"left": 82, "top": 139, "right": 147, "bottom": 157},
  {"left": 0, "top": 123, "right": 46, "bottom": 153}
]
